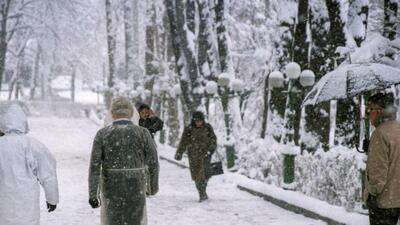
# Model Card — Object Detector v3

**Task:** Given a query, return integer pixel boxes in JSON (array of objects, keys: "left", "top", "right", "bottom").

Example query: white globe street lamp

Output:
[
  {"left": 231, "top": 78, "right": 245, "bottom": 93},
  {"left": 218, "top": 72, "right": 231, "bottom": 87},
  {"left": 268, "top": 71, "right": 285, "bottom": 88},
  {"left": 285, "top": 62, "right": 301, "bottom": 80},
  {"left": 171, "top": 84, "right": 182, "bottom": 97},
  {"left": 205, "top": 81, "right": 218, "bottom": 95},
  {"left": 299, "top": 70, "right": 316, "bottom": 87}
]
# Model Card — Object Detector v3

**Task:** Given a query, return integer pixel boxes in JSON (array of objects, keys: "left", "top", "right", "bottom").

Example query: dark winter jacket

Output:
[
  {"left": 176, "top": 123, "right": 217, "bottom": 181},
  {"left": 89, "top": 119, "right": 159, "bottom": 225},
  {"left": 139, "top": 117, "right": 164, "bottom": 138}
]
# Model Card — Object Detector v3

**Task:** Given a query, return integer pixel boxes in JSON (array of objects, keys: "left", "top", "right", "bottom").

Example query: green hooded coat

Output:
[{"left": 89, "top": 120, "right": 159, "bottom": 225}]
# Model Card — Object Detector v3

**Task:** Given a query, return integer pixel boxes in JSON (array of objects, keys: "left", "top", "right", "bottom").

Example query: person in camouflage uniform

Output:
[
  {"left": 88, "top": 97, "right": 159, "bottom": 225},
  {"left": 175, "top": 111, "right": 217, "bottom": 202}
]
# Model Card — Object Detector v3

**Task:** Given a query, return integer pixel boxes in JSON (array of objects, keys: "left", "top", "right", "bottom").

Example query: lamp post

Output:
[
  {"left": 205, "top": 74, "right": 244, "bottom": 170},
  {"left": 271, "top": 62, "right": 315, "bottom": 190}
]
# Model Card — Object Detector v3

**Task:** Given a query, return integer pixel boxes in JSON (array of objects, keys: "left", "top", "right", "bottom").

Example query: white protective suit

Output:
[{"left": 0, "top": 104, "right": 59, "bottom": 225}]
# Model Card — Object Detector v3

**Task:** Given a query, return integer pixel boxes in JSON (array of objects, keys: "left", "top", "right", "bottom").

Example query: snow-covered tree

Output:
[{"left": 348, "top": 0, "right": 369, "bottom": 47}]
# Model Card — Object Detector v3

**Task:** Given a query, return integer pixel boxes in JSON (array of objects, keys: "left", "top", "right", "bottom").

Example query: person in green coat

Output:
[
  {"left": 88, "top": 96, "right": 159, "bottom": 225},
  {"left": 175, "top": 111, "right": 217, "bottom": 202}
]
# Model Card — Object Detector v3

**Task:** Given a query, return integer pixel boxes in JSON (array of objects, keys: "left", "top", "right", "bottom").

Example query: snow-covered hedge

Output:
[{"left": 238, "top": 138, "right": 366, "bottom": 211}]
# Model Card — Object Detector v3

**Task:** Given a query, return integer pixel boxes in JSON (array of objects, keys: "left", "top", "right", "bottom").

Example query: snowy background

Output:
[{"left": 1, "top": 0, "right": 400, "bottom": 224}]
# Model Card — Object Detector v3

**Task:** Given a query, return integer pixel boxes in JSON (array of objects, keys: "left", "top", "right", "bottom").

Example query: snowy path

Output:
[{"left": 29, "top": 117, "right": 327, "bottom": 225}]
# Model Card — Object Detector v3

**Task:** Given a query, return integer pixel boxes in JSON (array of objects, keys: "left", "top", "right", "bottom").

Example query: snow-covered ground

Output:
[{"left": 28, "top": 116, "right": 327, "bottom": 225}]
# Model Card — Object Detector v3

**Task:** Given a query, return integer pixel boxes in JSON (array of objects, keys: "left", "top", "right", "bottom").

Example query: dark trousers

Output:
[{"left": 368, "top": 197, "right": 400, "bottom": 225}]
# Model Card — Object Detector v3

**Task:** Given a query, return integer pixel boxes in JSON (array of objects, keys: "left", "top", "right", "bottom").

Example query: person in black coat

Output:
[{"left": 138, "top": 104, "right": 164, "bottom": 138}]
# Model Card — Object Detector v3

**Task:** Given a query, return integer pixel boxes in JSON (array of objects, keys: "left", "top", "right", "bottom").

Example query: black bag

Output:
[{"left": 205, "top": 161, "right": 224, "bottom": 178}]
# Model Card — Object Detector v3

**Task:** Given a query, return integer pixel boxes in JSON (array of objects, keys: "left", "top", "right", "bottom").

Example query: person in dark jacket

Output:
[
  {"left": 88, "top": 97, "right": 159, "bottom": 225},
  {"left": 138, "top": 104, "right": 164, "bottom": 138},
  {"left": 174, "top": 111, "right": 217, "bottom": 202}
]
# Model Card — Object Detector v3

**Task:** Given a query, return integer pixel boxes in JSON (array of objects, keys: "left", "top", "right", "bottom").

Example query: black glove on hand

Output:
[
  {"left": 366, "top": 194, "right": 377, "bottom": 209},
  {"left": 46, "top": 202, "right": 57, "bottom": 212},
  {"left": 174, "top": 153, "right": 182, "bottom": 161},
  {"left": 89, "top": 198, "right": 100, "bottom": 208}
]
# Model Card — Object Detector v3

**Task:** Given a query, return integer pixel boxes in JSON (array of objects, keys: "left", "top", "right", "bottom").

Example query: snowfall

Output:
[{"left": 22, "top": 114, "right": 331, "bottom": 225}]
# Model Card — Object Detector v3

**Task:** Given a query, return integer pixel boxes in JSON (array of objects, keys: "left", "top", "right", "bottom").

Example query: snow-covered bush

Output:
[
  {"left": 238, "top": 137, "right": 283, "bottom": 185},
  {"left": 296, "top": 146, "right": 366, "bottom": 210},
  {"left": 238, "top": 138, "right": 366, "bottom": 211}
]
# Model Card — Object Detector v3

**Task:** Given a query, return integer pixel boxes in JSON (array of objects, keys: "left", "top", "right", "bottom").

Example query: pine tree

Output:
[
  {"left": 306, "top": 0, "right": 331, "bottom": 150},
  {"left": 326, "top": 0, "right": 361, "bottom": 148},
  {"left": 290, "top": 0, "right": 309, "bottom": 146}
]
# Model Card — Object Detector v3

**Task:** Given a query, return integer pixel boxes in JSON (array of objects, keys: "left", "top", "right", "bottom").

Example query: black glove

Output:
[
  {"left": 46, "top": 202, "right": 57, "bottom": 212},
  {"left": 174, "top": 153, "right": 182, "bottom": 161},
  {"left": 366, "top": 194, "right": 377, "bottom": 209},
  {"left": 89, "top": 198, "right": 100, "bottom": 208}
]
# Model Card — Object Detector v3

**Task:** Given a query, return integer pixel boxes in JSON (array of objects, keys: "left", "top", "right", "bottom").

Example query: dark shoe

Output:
[{"left": 199, "top": 193, "right": 208, "bottom": 202}]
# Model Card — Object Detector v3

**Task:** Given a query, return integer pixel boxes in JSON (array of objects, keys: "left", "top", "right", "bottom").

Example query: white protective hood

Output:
[
  {"left": 0, "top": 103, "right": 29, "bottom": 134},
  {"left": 0, "top": 104, "right": 59, "bottom": 225}
]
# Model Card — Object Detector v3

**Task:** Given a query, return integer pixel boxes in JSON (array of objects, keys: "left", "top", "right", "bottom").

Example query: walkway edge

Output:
[{"left": 237, "top": 185, "right": 345, "bottom": 225}]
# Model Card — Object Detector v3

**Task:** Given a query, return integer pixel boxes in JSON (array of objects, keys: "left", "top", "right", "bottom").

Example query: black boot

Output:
[
  {"left": 196, "top": 181, "right": 208, "bottom": 202},
  {"left": 199, "top": 192, "right": 208, "bottom": 202}
]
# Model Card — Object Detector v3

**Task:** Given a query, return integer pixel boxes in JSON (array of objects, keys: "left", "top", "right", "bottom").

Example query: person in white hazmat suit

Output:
[{"left": 0, "top": 104, "right": 59, "bottom": 225}]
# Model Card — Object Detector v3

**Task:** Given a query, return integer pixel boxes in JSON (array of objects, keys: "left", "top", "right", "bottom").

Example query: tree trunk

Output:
[
  {"left": 70, "top": 64, "right": 76, "bottom": 102},
  {"left": 105, "top": 0, "right": 116, "bottom": 109},
  {"left": 165, "top": 0, "right": 191, "bottom": 121},
  {"left": 261, "top": 72, "right": 270, "bottom": 139},
  {"left": 197, "top": 0, "right": 212, "bottom": 79},
  {"left": 30, "top": 45, "right": 41, "bottom": 100},
  {"left": 145, "top": 1, "right": 158, "bottom": 105},
  {"left": 215, "top": 0, "right": 231, "bottom": 73},
  {"left": 174, "top": 0, "right": 202, "bottom": 112},
  {"left": 124, "top": 0, "right": 135, "bottom": 85},
  {"left": 167, "top": 94, "right": 180, "bottom": 147},
  {"left": 0, "top": 0, "right": 11, "bottom": 92}
]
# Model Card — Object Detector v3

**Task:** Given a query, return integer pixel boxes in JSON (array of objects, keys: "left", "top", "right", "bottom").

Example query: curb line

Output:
[{"left": 237, "top": 185, "right": 346, "bottom": 225}]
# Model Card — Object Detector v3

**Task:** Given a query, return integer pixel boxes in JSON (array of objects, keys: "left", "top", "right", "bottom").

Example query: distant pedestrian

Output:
[
  {"left": 89, "top": 96, "right": 159, "bottom": 225},
  {"left": 138, "top": 104, "right": 164, "bottom": 138},
  {"left": 175, "top": 111, "right": 217, "bottom": 202},
  {"left": 364, "top": 93, "right": 400, "bottom": 225},
  {"left": 0, "top": 104, "right": 59, "bottom": 225}
]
